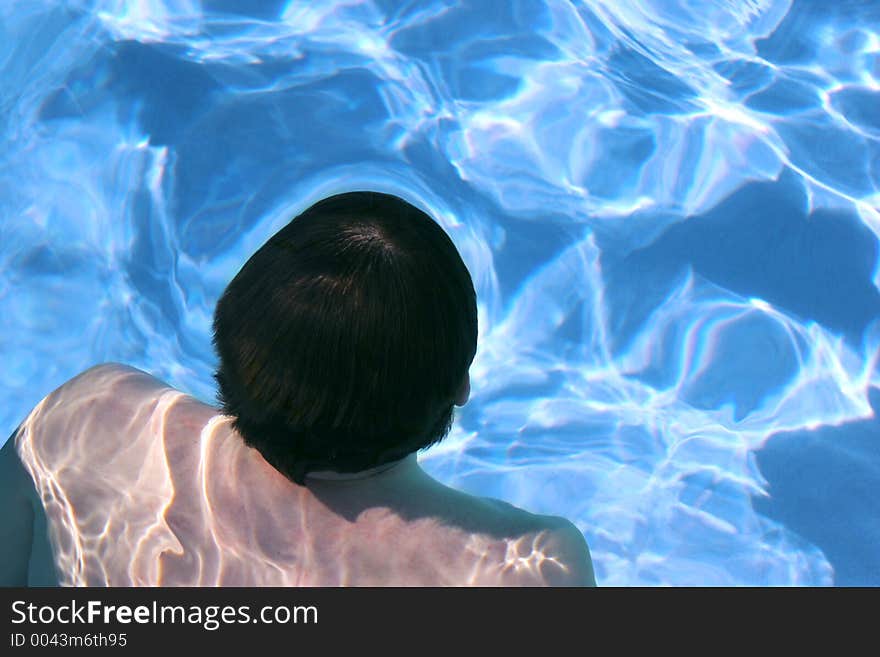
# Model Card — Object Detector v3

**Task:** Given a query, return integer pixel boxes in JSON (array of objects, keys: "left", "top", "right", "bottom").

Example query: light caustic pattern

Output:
[
  {"left": 1, "top": 0, "right": 878, "bottom": 585},
  {"left": 15, "top": 365, "right": 573, "bottom": 586}
]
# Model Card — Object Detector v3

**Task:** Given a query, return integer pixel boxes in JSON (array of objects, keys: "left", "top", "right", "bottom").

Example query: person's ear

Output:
[{"left": 454, "top": 373, "right": 470, "bottom": 407}]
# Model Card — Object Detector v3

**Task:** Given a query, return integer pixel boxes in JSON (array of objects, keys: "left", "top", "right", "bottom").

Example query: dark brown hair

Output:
[{"left": 212, "top": 191, "right": 477, "bottom": 484}]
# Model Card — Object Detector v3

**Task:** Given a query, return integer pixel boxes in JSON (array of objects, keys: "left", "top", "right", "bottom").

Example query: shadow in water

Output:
[
  {"left": 604, "top": 170, "right": 880, "bottom": 353},
  {"left": 753, "top": 387, "right": 880, "bottom": 586},
  {"left": 601, "top": 171, "right": 880, "bottom": 584}
]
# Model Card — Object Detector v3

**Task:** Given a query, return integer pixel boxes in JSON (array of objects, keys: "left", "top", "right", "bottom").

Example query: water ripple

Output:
[{"left": 1, "top": 0, "right": 878, "bottom": 585}]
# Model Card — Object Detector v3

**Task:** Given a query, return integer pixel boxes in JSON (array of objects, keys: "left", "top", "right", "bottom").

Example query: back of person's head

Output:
[{"left": 212, "top": 191, "right": 478, "bottom": 485}]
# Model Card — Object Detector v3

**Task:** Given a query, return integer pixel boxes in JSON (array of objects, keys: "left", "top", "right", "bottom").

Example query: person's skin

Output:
[
  {"left": 0, "top": 363, "right": 596, "bottom": 586},
  {"left": 0, "top": 432, "right": 56, "bottom": 585}
]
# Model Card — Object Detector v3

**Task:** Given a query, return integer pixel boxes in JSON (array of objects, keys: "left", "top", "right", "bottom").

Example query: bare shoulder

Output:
[
  {"left": 479, "top": 496, "right": 597, "bottom": 587},
  {"left": 7, "top": 363, "right": 187, "bottom": 586},
  {"left": 31, "top": 362, "right": 174, "bottom": 420},
  {"left": 422, "top": 480, "right": 596, "bottom": 586},
  {"left": 14, "top": 362, "right": 184, "bottom": 471},
  {"left": 12, "top": 360, "right": 171, "bottom": 464},
  {"left": 62, "top": 362, "right": 169, "bottom": 397},
  {"left": 538, "top": 514, "right": 597, "bottom": 587}
]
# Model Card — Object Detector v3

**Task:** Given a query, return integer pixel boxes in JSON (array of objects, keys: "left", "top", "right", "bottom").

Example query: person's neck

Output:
[{"left": 305, "top": 452, "right": 423, "bottom": 487}]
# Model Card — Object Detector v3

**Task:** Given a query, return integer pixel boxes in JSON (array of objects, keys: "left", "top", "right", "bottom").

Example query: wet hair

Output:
[{"left": 212, "top": 191, "right": 478, "bottom": 485}]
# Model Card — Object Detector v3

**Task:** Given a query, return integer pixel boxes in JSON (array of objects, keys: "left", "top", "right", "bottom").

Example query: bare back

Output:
[{"left": 13, "top": 364, "right": 595, "bottom": 587}]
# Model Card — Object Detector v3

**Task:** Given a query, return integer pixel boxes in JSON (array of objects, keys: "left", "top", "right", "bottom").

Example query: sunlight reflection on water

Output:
[{"left": 1, "top": 0, "right": 878, "bottom": 585}]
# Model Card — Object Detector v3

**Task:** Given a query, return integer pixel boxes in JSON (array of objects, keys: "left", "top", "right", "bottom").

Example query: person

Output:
[{"left": 0, "top": 191, "right": 596, "bottom": 587}]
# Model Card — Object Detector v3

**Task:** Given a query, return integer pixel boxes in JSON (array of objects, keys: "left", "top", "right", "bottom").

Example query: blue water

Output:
[{"left": 2, "top": 0, "right": 878, "bottom": 586}]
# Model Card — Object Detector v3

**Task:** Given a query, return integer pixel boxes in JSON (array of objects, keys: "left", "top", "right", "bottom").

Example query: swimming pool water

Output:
[{"left": 1, "top": 0, "right": 878, "bottom": 586}]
